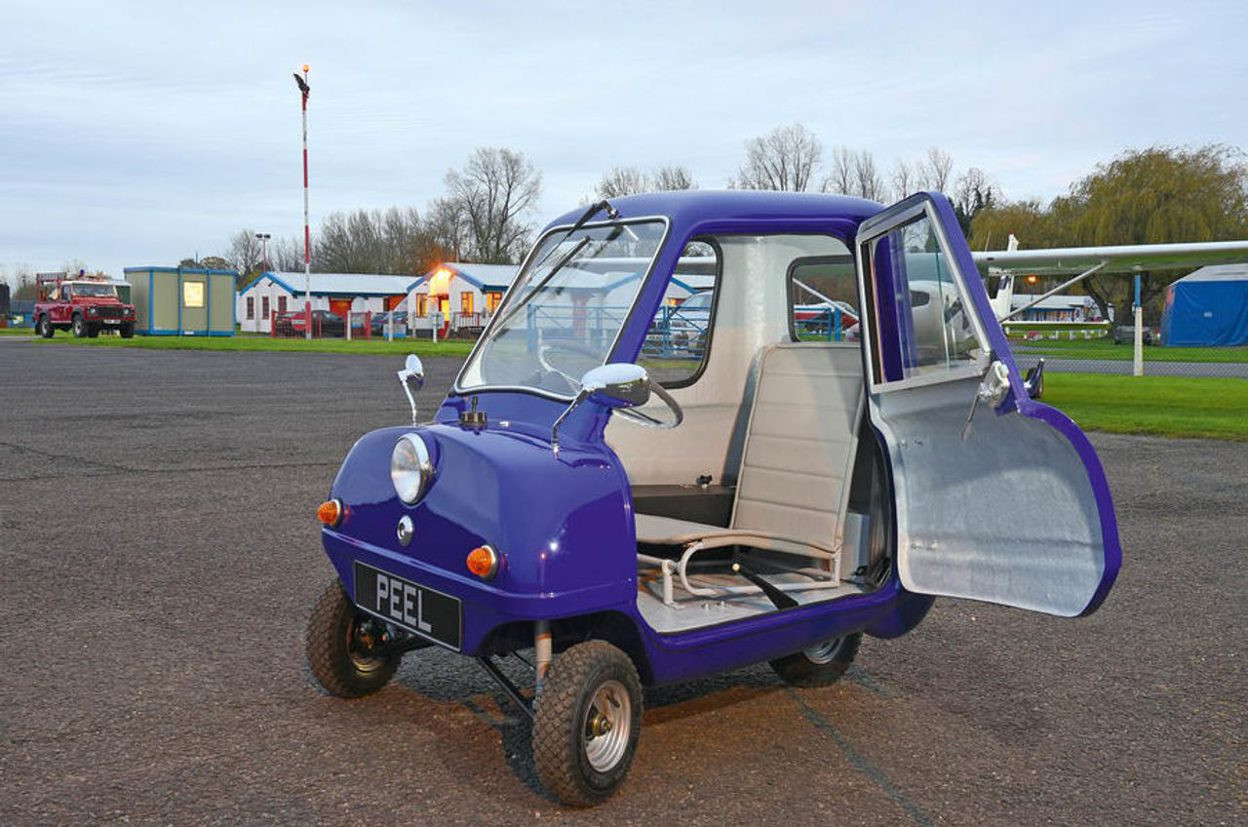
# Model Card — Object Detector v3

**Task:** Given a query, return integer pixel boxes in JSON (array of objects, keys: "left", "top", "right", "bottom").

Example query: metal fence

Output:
[{"left": 1006, "top": 320, "right": 1248, "bottom": 379}]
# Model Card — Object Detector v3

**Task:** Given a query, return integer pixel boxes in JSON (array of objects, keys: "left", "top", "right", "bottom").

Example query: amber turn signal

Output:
[
  {"left": 466, "top": 545, "right": 499, "bottom": 580},
  {"left": 317, "top": 499, "right": 344, "bottom": 527}
]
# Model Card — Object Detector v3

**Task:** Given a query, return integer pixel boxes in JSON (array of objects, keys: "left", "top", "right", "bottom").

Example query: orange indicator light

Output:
[
  {"left": 466, "top": 545, "right": 499, "bottom": 579},
  {"left": 317, "top": 499, "right": 344, "bottom": 527}
]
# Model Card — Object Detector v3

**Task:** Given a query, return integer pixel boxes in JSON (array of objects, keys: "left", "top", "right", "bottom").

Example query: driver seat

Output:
[{"left": 634, "top": 343, "right": 865, "bottom": 576}]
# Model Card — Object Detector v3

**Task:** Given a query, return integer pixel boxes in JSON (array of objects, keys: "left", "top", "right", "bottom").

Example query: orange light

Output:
[
  {"left": 466, "top": 545, "right": 499, "bottom": 579},
  {"left": 301, "top": 64, "right": 310, "bottom": 73},
  {"left": 317, "top": 499, "right": 344, "bottom": 527},
  {"left": 1025, "top": 274, "right": 1039, "bottom": 285}
]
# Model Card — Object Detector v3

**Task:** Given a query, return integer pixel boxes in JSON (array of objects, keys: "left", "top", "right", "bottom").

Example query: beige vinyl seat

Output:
[{"left": 635, "top": 343, "right": 865, "bottom": 589}]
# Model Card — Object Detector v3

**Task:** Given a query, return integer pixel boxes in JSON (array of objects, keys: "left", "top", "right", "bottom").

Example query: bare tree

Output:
[
  {"left": 269, "top": 236, "right": 306, "bottom": 272},
  {"left": 425, "top": 197, "right": 469, "bottom": 262},
  {"left": 853, "top": 151, "right": 886, "bottom": 201},
  {"left": 597, "top": 166, "right": 650, "bottom": 199},
  {"left": 442, "top": 147, "right": 542, "bottom": 264},
  {"left": 733, "top": 123, "right": 823, "bottom": 191},
  {"left": 821, "top": 146, "right": 855, "bottom": 195},
  {"left": 652, "top": 165, "right": 697, "bottom": 191},
  {"left": 890, "top": 159, "right": 916, "bottom": 201},
  {"left": 226, "top": 229, "right": 264, "bottom": 279},
  {"left": 918, "top": 147, "right": 954, "bottom": 192}
]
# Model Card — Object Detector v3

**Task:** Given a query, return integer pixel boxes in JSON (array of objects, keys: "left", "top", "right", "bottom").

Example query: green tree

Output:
[
  {"left": 1058, "top": 145, "right": 1248, "bottom": 322},
  {"left": 970, "top": 145, "right": 1248, "bottom": 322}
]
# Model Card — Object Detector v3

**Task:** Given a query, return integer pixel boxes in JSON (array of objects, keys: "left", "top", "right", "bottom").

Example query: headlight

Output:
[{"left": 391, "top": 433, "right": 433, "bottom": 504}]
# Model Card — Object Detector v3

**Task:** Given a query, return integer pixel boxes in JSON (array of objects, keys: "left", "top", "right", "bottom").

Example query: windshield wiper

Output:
[{"left": 491, "top": 200, "right": 619, "bottom": 331}]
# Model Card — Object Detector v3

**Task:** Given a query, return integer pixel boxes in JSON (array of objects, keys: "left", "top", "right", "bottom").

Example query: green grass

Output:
[
  {"left": 0, "top": 327, "right": 36, "bottom": 335},
  {"left": 28, "top": 332, "right": 477, "bottom": 357},
  {"left": 1044, "top": 373, "right": 1248, "bottom": 441},
  {"left": 1014, "top": 338, "right": 1248, "bottom": 363}
]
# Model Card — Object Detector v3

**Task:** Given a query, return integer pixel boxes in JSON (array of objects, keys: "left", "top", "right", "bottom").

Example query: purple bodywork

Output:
[{"left": 318, "top": 190, "right": 1120, "bottom": 686}]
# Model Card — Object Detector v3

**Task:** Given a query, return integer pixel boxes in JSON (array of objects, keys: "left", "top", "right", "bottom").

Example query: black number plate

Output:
[{"left": 353, "top": 561, "right": 462, "bottom": 650}]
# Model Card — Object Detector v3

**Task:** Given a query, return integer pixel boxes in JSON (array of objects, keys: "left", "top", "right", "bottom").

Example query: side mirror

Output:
[
  {"left": 397, "top": 354, "right": 425, "bottom": 425},
  {"left": 581, "top": 363, "right": 651, "bottom": 409},
  {"left": 550, "top": 363, "right": 653, "bottom": 458}
]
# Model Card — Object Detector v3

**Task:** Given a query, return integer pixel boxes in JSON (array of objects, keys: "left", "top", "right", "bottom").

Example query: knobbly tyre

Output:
[
  {"left": 304, "top": 191, "right": 1121, "bottom": 806},
  {"left": 34, "top": 272, "right": 137, "bottom": 339}
]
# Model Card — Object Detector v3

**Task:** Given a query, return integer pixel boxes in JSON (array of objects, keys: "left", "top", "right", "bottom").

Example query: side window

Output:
[
  {"left": 62, "top": 285, "right": 72, "bottom": 301},
  {"left": 787, "top": 255, "right": 859, "bottom": 342},
  {"left": 262, "top": 296, "right": 270, "bottom": 318},
  {"left": 277, "top": 295, "right": 287, "bottom": 314},
  {"left": 246, "top": 296, "right": 255, "bottom": 320},
  {"left": 861, "top": 213, "right": 985, "bottom": 385},
  {"left": 642, "top": 240, "right": 719, "bottom": 387},
  {"left": 461, "top": 292, "right": 474, "bottom": 314}
]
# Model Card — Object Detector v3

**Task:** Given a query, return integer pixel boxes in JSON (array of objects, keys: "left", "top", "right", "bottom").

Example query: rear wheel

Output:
[
  {"left": 37, "top": 315, "right": 53, "bottom": 338},
  {"left": 532, "top": 641, "right": 643, "bottom": 807},
  {"left": 769, "top": 633, "right": 861, "bottom": 688},
  {"left": 71, "top": 314, "right": 88, "bottom": 338},
  {"left": 306, "top": 579, "right": 400, "bottom": 698}
]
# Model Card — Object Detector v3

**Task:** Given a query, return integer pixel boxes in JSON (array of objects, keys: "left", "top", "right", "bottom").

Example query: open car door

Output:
[{"left": 856, "top": 193, "right": 1120, "bottom": 617}]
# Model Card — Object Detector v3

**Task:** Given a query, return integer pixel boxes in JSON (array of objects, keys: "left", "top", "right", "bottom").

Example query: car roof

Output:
[{"left": 544, "top": 189, "right": 883, "bottom": 234}]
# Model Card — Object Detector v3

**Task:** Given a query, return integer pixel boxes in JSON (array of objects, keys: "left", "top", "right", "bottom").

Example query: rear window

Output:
[{"left": 787, "top": 255, "right": 860, "bottom": 342}]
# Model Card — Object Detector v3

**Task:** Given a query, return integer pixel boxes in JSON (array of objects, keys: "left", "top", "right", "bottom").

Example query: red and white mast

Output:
[{"left": 293, "top": 64, "right": 312, "bottom": 339}]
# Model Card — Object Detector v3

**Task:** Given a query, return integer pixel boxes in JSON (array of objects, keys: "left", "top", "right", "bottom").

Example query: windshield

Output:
[
  {"left": 72, "top": 283, "right": 117, "bottom": 298},
  {"left": 458, "top": 219, "right": 667, "bottom": 397}
]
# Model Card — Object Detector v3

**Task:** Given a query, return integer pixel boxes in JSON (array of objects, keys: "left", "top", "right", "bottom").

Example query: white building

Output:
[
  {"left": 1008, "top": 292, "right": 1102, "bottom": 323},
  {"left": 236, "top": 272, "right": 417, "bottom": 333},
  {"left": 407, "top": 262, "right": 519, "bottom": 337}
]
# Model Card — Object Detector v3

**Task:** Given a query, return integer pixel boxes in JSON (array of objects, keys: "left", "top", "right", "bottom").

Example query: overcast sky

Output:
[{"left": 1, "top": 0, "right": 1245, "bottom": 280}]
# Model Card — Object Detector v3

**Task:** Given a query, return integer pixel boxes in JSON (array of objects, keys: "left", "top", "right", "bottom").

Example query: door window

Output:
[
  {"left": 642, "top": 240, "right": 720, "bottom": 388},
  {"left": 860, "top": 212, "right": 986, "bottom": 387}
]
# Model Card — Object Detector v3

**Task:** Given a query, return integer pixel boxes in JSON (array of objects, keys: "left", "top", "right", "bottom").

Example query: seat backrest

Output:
[{"left": 730, "top": 343, "right": 865, "bottom": 549}]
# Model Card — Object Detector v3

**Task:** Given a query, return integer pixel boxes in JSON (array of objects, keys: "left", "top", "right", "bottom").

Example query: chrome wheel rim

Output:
[
  {"left": 582, "top": 679, "right": 630, "bottom": 772},
  {"left": 804, "top": 637, "right": 845, "bottom": 665}
]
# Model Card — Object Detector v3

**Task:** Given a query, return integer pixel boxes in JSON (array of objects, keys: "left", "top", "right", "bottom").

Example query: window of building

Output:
[
  {"left": 246, "top": 296, "right": 254, "bottom": 320},
  {"left": 262, "top": 296, "right": 270, "bottom": 319},
  {"left": 277, "top": 295, "right": 287, "bottom": 313},
  {"left": 416, "top": 294, "right": 428, "bottom": 316},
  {"left": 485, "top": 291, "right": 503, "bottom": 313},
  {"left": 461, "top": 292, "right": 474, "bottom": 314},
  {"left": 182, "top": 281, "right": 205, "bottom": 308}
]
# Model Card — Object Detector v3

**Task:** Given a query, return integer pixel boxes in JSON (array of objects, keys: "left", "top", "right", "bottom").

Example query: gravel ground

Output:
[{"left": 0, "top": 341, "right": 1243, "bottom": 825}]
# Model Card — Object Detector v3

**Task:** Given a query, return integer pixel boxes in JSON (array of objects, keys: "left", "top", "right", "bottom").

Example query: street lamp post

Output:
[
  {"left": 293, "top": 65, "right": 312, "bottom": 339},
  {"left": 255, "top": 232, "right": 271, "bottom": 273}
]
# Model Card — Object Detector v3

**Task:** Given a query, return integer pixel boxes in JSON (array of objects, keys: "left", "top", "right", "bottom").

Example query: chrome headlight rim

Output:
[{"left": 391, "top": 433, "right": 433, "bottom": 505}]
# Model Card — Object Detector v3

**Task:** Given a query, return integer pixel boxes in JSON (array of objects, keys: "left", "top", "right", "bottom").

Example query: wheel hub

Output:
[{"left": 582, "top": 680, "right": 630, "bottom": 772}]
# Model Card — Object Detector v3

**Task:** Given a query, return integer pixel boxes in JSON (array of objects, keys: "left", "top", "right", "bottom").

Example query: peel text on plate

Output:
[{"left": 376, "top": 575, "right": 433, "bottom": 632}]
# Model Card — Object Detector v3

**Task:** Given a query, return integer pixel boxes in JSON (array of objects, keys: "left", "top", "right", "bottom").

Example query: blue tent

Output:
[{"left": 1161, "top": 264, "right": 1248, "bottom": 347}]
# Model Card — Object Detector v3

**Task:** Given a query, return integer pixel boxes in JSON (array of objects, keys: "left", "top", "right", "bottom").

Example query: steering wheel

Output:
[
  {"left": 538, "top": 338, "right": 603, "bottom": 393},
  {"left": 614, "top": 379, "right": 684, "bottom": 429}
]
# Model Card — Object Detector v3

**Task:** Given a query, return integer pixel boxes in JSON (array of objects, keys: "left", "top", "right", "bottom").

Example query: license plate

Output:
[
  {"left": 353, "top": 561, "right": 461, "bottom": 650},
  {"left": 104, "top": 319, "right": 120, "bottom": 324}
]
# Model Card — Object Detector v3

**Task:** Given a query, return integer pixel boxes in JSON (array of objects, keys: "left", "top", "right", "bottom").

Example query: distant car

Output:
[
  {"left": 371, "top": 310, "right": 409, "bottom": 336},
  {"left": 1112, "top": 324, "right": 1153, "bottom": 345},
  {"left": 277, "top": 310, "right": 345, "bottom": 337}
]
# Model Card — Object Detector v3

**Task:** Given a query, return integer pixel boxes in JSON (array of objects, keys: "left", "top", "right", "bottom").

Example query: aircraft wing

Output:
[{"left": 970, "top": 240, "right": 1248, "bottom": 275}]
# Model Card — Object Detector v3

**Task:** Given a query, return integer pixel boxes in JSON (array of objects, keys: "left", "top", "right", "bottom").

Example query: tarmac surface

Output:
[{"left": 1, "top": 341, "right": 1244, "bottom": 825}]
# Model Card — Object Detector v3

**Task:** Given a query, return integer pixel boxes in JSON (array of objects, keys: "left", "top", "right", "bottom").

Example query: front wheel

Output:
[
  {"left": 120, "top": 323, "right": 135, "bottom": 339},
  {"left": 305, "top": 579, "right": 400, "bottom": 698},
  {"left": 37, "top": 315, "right": 54, "bottom": 338},
  {"left": 769, "top": 633, "right": 862, "bottom": 688},
  {"left": 71, "top": 314, "right": 89, "bottom": 338},
  {"left": 532, "top": 641, "right": 643, "bottom": 807}
]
